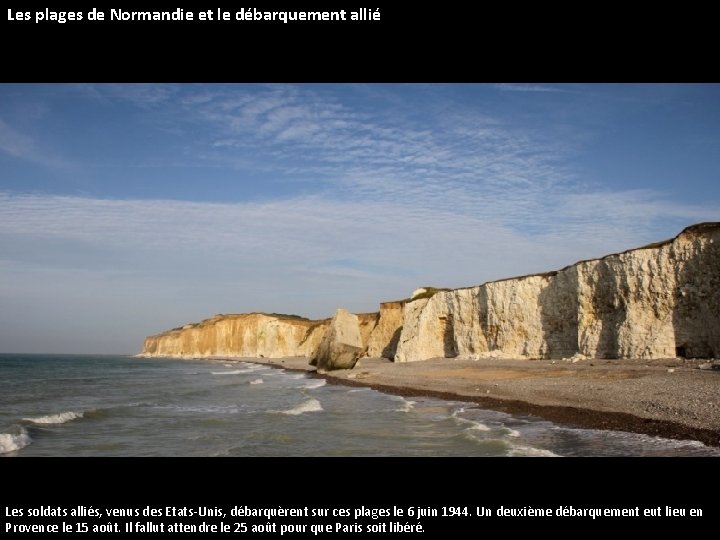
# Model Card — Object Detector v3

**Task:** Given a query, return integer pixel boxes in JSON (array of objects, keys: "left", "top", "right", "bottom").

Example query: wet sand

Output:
[{"left": 259, "top": 355, "right": 720, "bottom": 447}]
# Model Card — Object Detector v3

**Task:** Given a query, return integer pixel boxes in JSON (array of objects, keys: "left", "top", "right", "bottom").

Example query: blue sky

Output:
[{"left": 1, "top": 83, "right": 718, "bottom": 354}]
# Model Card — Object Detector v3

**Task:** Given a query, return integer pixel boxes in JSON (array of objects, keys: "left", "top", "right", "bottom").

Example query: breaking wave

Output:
[
  {"left": 508, "top": 445, "right": 560, "bottom": 457},
  {"left": 451, "top": 410, "right": 492, "bottom": 432},
  {"left": 280, "top": 399, "right": 323, "bottom": 416},
  {"left": 0, "top": 427, "right": 31, "bottom": 454},
  {"left": 465, "top": 421, "right": 492, "bottom": 432},
  {"left": 394, "top": 397, "right": 416, "bottom": 413},
  {"left": 23, "top": 411, "right": 84, "bottom": 425}
]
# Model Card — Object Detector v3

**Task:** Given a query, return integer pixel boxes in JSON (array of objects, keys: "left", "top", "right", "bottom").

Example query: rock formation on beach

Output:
[
  {"left": 140, "top": 223, "right": 720, "bottom": 368},
  {"left": 312, "top": 309, "right": 365, "bottom": 371}
]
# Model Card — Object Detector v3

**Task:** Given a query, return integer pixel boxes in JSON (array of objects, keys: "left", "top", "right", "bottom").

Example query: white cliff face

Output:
[
  {"left": 395, "top": 277, "right": 568, "bottom": 362},
  {"left": 575, "top": 252, "right": 676, "bottom": 359},
  {"left": 394, "top": 297, "right": 443, "bottom": 362},
  {"left": 395, "top": 223, "right": 720, "bottom": 361},
  {"left": 577, "top": 224, "right": 720, "bottom": 359},
  {"left": 140, "top": 223, "right": 719, "bottom": 363}
]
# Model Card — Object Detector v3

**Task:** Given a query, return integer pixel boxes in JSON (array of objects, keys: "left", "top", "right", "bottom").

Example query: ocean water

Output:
[{"left": 1, "top": 354, "right": 718, "bottom": 457}]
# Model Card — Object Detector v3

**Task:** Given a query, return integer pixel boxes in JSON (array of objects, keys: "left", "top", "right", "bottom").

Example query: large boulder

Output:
[{"left": 312, "top": 309, "right": 363, "bottom": 371}]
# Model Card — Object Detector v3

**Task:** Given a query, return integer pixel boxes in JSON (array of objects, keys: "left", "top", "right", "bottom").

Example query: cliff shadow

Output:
[
  {"left": 538, "top": 271, "right": 579, "bottom": 359},
  {"left": 589, "top": 260, "right": 625, "bottom": 359},
  {"left": 672, "top": 232, "right": 720, "bottom": 358},
  {"left": 382, "top": 327, "right": 402, "bottom": 360},
  {"left": 478, "top": 286, "right": 497, "bottom": 353},
  {"left": 441, "top": 315, "right": 458, "bottom": 357}
]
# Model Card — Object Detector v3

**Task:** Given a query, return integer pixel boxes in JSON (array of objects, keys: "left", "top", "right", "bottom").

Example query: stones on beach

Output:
[
  {"left": 698, "top": 362, "right": 720, "bottom": 371},
  {"left": 312, "top": 309, "right": 364, "bottom": 371}
]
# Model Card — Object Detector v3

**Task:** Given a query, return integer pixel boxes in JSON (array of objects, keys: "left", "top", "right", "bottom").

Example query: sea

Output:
[{"left": 1, "top": 354, "right": 718, "bottom": 457}]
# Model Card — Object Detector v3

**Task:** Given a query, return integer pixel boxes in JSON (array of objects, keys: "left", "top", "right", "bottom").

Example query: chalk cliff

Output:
[
  {"left": 365, "top": 301, "right": 404, "bottom": 358},
  {"left": 395, "top": 223, "right": 720, "bottom": 361},
  {"left": 140, "top": 223, "right": 719, "bottom": 363},
  {"left": 139, "top": 313, "right": 330, "bottom": 359}
]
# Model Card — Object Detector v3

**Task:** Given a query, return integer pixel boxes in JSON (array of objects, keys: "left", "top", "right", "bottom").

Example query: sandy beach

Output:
[{"left": 258, "top": 355, "right": 720, "bottom": 447}]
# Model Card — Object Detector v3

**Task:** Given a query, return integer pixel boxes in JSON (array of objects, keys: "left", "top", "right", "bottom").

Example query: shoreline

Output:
[
  {"left": 144, "top": 354, "right": 720, "bottom": 448},
  {"left": 327, "top": 376, "right": 720, "bottom": 448}
]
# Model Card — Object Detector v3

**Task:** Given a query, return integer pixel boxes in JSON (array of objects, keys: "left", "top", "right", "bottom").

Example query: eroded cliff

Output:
[
  {"left": 140, "top": 313, "right": 330, "bottom": 359},
  {"left": 395, "top": 223, "right": 720, "bottom": 361},
  {"left": 140, "top": 223, "right": 719, "bottom": 364},
  {"left": 365, "top": 301, "right": 404, "bottom": 358}
]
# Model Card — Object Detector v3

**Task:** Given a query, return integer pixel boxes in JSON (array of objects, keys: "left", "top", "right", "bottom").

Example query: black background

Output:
[
  {"left": 3, "top": 458, "right": 718, "bottom": 535},
  {"left": 1, "top": 4, "right": 715, "bottom": 81}
]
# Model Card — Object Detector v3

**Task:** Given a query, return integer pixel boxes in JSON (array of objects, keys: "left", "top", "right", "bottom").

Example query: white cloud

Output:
[
  {"left": 78, "top": 85, "right": 576, "bottom": 207},
  {"left": 2, "top": 188, "right": 715, "bottom": 283}
]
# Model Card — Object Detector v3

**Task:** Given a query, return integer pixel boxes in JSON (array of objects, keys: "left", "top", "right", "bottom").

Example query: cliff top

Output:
[
  {"left": 449, "top": 221, "right": 720, "bottom": 291},
  {"left": 405, "top": 287, "right": 452, "bottom": 303},
  {"left": 151, "top": 312, "right": 326, "bottom": 338}
]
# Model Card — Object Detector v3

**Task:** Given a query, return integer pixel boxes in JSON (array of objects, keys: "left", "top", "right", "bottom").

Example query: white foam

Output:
[
  {"left": 395, "top": 398, "right": 416, "bottom": 413},
  {"left": 505, "top": 428, "right": 521, "bottom": 437},
  {"left": 302, "top": 379, "right": 327, "bottom": 389},
  {"left": 224, "top": 363, "right": 233, "bottom": 367},
  {"left": 453, "top": 414, "right": 492, "bottom": 433},
  {"left": 0, "top": 428, "right": 31, "bottom": 454},
  {"left": 211, "top": 370, "right": 243, "bottom": 375},
  {"left": 23, "top": 411, "right": 83, "bottom": 425},
  {"left": 554, "top": 426, "right": 720, "bottom": 455},
  {"left": 467, "top": 421, "right": 492, "bottom": 432},
  {"left": 249, "top": 379, "right": 264, "bottom": 385},
  {"left": 561, "top": 426, "right": 709, "bottom": 448},
  {"left": 508, "top": 445, "right": 560, "bottom": 457},
  {"left": 239, "top": 363, "right": 266, "bottom": 371},
  {"left": 280, "top": 398, "right": 323, "bottom": 416}
]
